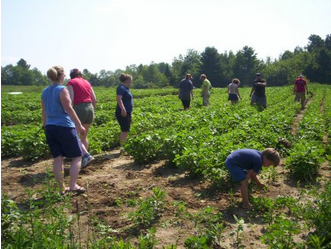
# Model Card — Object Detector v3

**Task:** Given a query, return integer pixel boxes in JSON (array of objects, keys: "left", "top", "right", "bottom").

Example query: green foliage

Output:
[
  {"left": 1, "top": 59, "right": 48, "bottom": 86},
  {"left": 138, "top": 228, "right": 157, "bottom": 248},
  {"left": 1, "top": 186, "right": 74, "bottom": 248},
  {"left": 303, "top": 183, "right": 331, "bottom": 246},
  {"left": 128, "top": 187, "right": 166, "bottom": 228},
  {"left": 184, "top": 235, "right": 210, "bottom": 249},
  {"left": 261, "top": 216, "right": 304, "bottom": 248},
  {"left": 229, "top": 215, "right": 245, "bottom": 247},
  {"left": 285, "top": 141, "right": 325, "bottom": 180}
]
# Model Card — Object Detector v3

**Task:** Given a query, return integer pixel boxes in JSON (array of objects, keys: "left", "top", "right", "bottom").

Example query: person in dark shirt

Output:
[
  {"left": 179, "top": 74, "right": 194, "bottom": 110},
  {"left": 115, "top": 73, "right": 133, "bottom": 154},
  {"left": 225, "top": 148, "right": 280, "bottom": 209},
  {"left": 250, "top": 73, "right": 267, "bottom": 109}
]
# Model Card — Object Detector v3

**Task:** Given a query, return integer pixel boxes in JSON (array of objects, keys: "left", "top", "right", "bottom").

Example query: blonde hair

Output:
[
  {"left": 232, "top": 78, "right": 240, "bottom": 85},
  {"left": 47, "top": 66, "right": 64, "bottom": 82},
  {"left": 262, "top": 148, "right": 280, "bottom": 166},
  {"left": 119, "top": 73, "right": 132, "bottom": 83}
]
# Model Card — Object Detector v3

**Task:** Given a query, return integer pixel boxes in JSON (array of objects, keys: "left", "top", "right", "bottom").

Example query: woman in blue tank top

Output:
[{"left": 41, "top": 65, "right": 86, "bottom": 194}]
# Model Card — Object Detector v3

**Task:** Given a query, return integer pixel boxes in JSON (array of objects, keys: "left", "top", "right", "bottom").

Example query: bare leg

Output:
[
  {"left": 69, "top": 157, "right": 82, "bottom": 190},
  {"left": 53, "top": 156, "right": 65, "bottom": 193},
  {"left": 80, "top": 124, "right": 90, "bottom": 150},
  {"left": 80, "top": 140, "right": 88, "bottom": 156},
  {"left": 241, "top": 176, "right": 252, "bottom": 209},
  {"left": 120, "top": 131, "right": 128, "bottom": 147}
]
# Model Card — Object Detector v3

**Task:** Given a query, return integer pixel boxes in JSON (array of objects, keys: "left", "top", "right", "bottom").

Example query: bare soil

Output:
[{"left": 2, "top": 150, "right": 330, "bottom": 248}]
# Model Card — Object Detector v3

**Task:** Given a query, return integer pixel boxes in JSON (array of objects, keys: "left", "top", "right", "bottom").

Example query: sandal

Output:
[
  {"left": 60, "top": 187, "right": 70, "bottom": 195},
  {"left": 69, "top": 187, "right": 86, "bottom": 195}
]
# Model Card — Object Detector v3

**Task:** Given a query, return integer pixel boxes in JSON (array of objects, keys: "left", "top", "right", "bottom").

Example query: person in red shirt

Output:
[
  {"left": 67, "top": 69, "right": 97, "bottom": 167},
  {"left": 294, "top": 74, "right": 308, "bottom": 110}
]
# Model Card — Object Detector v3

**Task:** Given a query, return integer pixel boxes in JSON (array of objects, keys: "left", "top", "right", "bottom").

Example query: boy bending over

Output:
[{"left": 225, "top": 148, "right": 280, "bottom": 209}]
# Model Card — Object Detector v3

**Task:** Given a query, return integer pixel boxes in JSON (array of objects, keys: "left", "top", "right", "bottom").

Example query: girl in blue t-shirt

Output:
[{"left": 42, "top": 66, "right": 87, "bottom": 194}]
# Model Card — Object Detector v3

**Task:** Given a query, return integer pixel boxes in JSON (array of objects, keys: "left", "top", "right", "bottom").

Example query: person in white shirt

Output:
[{"left": 227, "top": 78, "right": 241, "bottom": 105}]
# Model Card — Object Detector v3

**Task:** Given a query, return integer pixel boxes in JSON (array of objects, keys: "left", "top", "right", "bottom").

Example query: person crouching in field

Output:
[
  {"left": 227, "top": 78, "right": 241, "bottom": 105},
  {"left": 116, "top": 73, "right": 133, "bottom": 154},
  {"left": 225, "top": 148, "right": 280, "bottom": 209},
  {"left": 42, "top": 66, "right": 87, "bottom": 194},
  {"left": 179, "top": 74, "right": 194, "bottom": 110}
]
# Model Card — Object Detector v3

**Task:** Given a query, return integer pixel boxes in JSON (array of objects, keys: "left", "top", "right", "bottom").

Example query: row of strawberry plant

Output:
[
  {"left": 285, "top": 85, "right": 328, "bottom": 181},
  {"left": 250, "top": 182, "right": 331, "bottom": 247},
  {"left": 126, "top": 86, "right": 299, "bottom": 183},
  {"left": 323, "top": 86, "right": 331, "bottom": 158},
  {"left": 174, "top": 87, "right": 300, "bottom": 182}
]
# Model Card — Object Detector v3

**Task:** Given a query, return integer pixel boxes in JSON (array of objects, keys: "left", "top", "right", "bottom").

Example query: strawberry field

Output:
[{"left": 1, "top": 84, "right": 331, "bottom": 248}]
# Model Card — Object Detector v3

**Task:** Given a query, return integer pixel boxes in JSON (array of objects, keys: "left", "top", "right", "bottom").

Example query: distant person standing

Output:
[
  {"left": 116, "top": 73, "right": 133, "bottom": 154},
  {"left": 250, "top": 73, "right": 267, "bottom": 109},
  {"left": 42, "top": 66, "right": 86, "bottom": 194},
  {"left": 294, "top": 74, "right": 308, "bottom": 110},
  {"left": 200, "top": 74, "right": 212, "bottom": 106},
  {"left": 179, "top": 74, "right": 194, "bottom": 110},
  {"left": 67, "top": 68, "right": 96, "bottom": 168},
  {"left": 227, "top": 78, "right": 241, "bottom": 105}
]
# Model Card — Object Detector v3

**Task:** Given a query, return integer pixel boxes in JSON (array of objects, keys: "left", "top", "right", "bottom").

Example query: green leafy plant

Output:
[
  {"left": 261, "top": 216, "right": 303, "bottom": 248},
  {"left": 230, "top": 215, "right": 245, "bottom": 247},
  {"left": 128, "top": 187, "right": 165, "bottom": 228}
]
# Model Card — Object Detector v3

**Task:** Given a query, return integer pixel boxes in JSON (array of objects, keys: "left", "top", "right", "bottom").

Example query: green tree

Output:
[
  {"left": 233, "top": 46, "right": 260, "bottom": 87},
  {"left": 219, "top": 51, "right": 236, "bottom": 87},
  {"left": 199, "top": 47, "right": 222, "bottom": 87},
  {"left": 306, "top": 34, "right": 324, "bottom": 52},
  {"left": 180, "top": 49, "right": 201, "bottom": 86},
  {"left": 1, "top": 59, "right": 47, "bottom": 86}
]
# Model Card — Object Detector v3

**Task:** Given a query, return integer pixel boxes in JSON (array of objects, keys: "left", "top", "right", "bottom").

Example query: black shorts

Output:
[
  {"left": 181, "top": 100, "right": 191, "bottom": 108},
  {"left": 115, "top": 112, "right": 132, "bottom": 132},
  {"left": 228, "top": 94, "right": 238, "bottom": 101},
  {"left": 45, "top": 125, "right": 82, "bottom": 158}
]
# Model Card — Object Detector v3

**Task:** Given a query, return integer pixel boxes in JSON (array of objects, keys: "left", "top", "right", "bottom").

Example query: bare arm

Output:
[
  {"left": 249, "top": 170, "right": 264, "bottom": 187},
  {"left": 250, "top": 86, "right": 255, "bottom": 97},
  {"left": 59, "top": 88, "right": 85, "bottom": 135},
  {"left": 256, "top": 81, "right": 267, "bottom": 87},
  {"left": 41, "top": 100, "right": 46, "bottom": 127},
  {"left": 117, "top": 95, "right": 127, "bottom": 117},
  {"left": 67, "top": 85, "right": 74, "bottom": 105},
  {"left": 91, "top": 87, "right": 97, "bottom": 109}
]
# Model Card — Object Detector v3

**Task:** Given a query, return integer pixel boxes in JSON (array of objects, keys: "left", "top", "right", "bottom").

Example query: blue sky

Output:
[{"left": 1, "top": 0, "right": 331, "bottom": 75}]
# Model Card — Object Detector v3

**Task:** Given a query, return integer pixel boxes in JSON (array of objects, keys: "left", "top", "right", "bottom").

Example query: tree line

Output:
[{"left": 2, "top": 34, "right": 330, "bottom": 88}]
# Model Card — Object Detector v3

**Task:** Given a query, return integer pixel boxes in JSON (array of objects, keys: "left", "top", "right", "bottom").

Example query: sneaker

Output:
[{"left": 81, "top": 154, "right": 94, "bottom": 168}]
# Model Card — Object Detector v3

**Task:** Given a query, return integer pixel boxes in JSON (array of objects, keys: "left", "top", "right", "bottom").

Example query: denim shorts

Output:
[
  {"left": 225, "top": 158, "right": 247, "bottom": 182},
  {"left": 45, "top": 125, "right": 82, "bottom": 158},
  {"left": 115, "top": 112, "right": 132, "bottom": 132}
]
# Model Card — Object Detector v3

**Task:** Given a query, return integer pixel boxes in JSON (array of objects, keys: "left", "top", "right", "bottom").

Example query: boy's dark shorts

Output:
[
  {"left": 181, "top": 100, "right": 191, "bottom": 108},
  {"left": 115, "top": 112, "right": 132, "bottom": 132},
  {"left": 225, "top": 158, "right": 247, "bottom": 182},
  {"left": 45, "top": 125, "right": 82, "bottom": 158}
]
